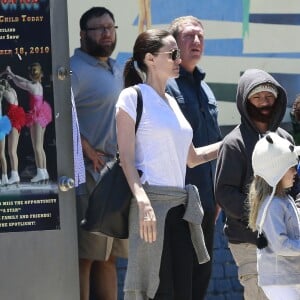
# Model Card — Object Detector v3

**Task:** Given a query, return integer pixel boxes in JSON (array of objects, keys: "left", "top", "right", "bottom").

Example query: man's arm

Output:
[
  {"left": 80, "top": 135, "right": 105, "bottom": 173},
  {"left": 215, "top": 141, "right": 248, "bottom": 220}
]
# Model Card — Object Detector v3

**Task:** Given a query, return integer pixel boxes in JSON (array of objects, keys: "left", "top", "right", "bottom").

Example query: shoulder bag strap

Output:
[
  {"left": 116, "top": 85, "right": 143, "bottom": 162},
  {"left": 133, "top": 85, "right": 143, "bottom": 133}
]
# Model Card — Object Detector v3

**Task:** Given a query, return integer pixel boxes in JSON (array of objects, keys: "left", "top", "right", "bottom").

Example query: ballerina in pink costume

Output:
[{"left": 5, "top": 63, "right": 52, "bottom": 183}]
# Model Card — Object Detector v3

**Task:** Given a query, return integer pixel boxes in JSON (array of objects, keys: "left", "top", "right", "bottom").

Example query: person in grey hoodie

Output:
[
  {"left": 248, "top": 132, "right": 300, "bottom": 300},
  {"left": 215, "top": 69, "right": 294, "bottom": 300}
]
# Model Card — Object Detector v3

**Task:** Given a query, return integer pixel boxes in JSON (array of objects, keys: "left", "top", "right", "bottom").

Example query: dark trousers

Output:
[
  {"left": 151, "top": 205, "right": 195, "bottom": 300},
  {"left": 192, "top": 210, "right": 215, "bottom": 300}
]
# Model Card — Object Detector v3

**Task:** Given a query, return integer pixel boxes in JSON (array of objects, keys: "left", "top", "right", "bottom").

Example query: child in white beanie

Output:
[{"left": 248, "top": 132, "right": 300, "bottom": 300}]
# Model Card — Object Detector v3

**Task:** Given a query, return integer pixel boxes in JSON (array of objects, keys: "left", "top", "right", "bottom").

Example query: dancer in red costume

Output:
[
  {"left": 0, "top": 79, "right": 26, "bottom": 184},
  {"left": 5, "top": 63, "right": 52, "bottom": 183}
]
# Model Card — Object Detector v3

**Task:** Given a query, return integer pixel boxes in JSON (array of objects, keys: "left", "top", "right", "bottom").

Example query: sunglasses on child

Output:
[{"left": 156, "top": 49, "right": 181, "bottom": 61}]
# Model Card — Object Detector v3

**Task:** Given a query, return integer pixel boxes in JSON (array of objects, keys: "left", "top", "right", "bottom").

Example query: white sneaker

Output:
[{"left": 8, "top": 171, "right": 20, "bottom": 185}]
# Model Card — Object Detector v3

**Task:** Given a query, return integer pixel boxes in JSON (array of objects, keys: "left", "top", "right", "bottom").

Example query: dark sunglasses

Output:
[{"left": 157, "top": 48, "right": 181, "bottom": 61}]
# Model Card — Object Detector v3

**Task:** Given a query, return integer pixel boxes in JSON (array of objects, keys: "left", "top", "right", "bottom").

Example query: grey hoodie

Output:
[
  {"left": 257, "top": 195, "right": 300, "bottom": 286},
  {"left": 215, "top": 69, "right": 293, "bottom": 244}
]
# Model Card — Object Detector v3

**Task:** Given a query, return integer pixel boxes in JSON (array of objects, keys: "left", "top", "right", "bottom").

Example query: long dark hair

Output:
[{"left": 123, "top": 29, "right": 171, "bottom": 88}]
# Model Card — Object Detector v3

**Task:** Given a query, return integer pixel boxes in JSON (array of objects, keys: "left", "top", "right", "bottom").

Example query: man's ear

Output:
[{"left": 80, "top": 30, "right": 86, "bottom": 40}]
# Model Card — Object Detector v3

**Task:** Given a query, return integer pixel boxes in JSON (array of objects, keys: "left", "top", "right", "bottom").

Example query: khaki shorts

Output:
[
  {"left": 76, "top": 171, "right": 128, "bottom": 261},
  {"left": 229, "top": 243, "right": 268, "bottom": 300}
]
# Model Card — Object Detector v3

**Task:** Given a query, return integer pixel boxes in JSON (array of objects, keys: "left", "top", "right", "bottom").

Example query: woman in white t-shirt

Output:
[{"left": 116, "top": 29, "right": 221, "bottom": 300}]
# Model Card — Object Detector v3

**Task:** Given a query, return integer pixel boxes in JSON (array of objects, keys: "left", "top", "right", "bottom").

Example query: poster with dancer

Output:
[{"left": 0, "top": 0, "right": 60, "bottom": 233}]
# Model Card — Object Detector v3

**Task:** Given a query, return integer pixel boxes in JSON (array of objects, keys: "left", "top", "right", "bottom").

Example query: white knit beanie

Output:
[
  {"left": 248, "top": 83, "right": 278, "bottom": 99},
  {"left": 252, "top": 132, "right": 299, "bottom": 187},
  {"left": 252, "top": 132, "right": 300, "bottom": 232}
]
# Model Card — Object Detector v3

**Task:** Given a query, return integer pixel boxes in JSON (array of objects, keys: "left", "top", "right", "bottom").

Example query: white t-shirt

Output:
[{"left": 116, "top": 83, "right": 193, "bottom": 188}]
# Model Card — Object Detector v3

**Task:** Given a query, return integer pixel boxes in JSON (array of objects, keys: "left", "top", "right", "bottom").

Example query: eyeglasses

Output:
[
  {"left": 156, "top": 49, "right": 181, "bottom": 61},
  {"left": 84, "top": 25, "right": 118, "bottom": 34}
]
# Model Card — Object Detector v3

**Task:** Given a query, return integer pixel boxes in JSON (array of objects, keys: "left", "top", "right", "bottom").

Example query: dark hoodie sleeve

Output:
[{"left": 215, "top": 137, "right": 249, "bottom": 220}]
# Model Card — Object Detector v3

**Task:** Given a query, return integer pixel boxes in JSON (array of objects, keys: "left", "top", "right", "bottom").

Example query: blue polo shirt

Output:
[
  {"left": 70, "top": 48, "right": 123, "bottom": 181},
  {"left": 166, "top": 66, "right": 222, "bottom": 212}
]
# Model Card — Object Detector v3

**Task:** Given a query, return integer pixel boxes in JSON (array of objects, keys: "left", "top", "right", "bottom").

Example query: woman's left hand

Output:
[{"left": 138, "top": 202, "right": 157, "bottom": 243}]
